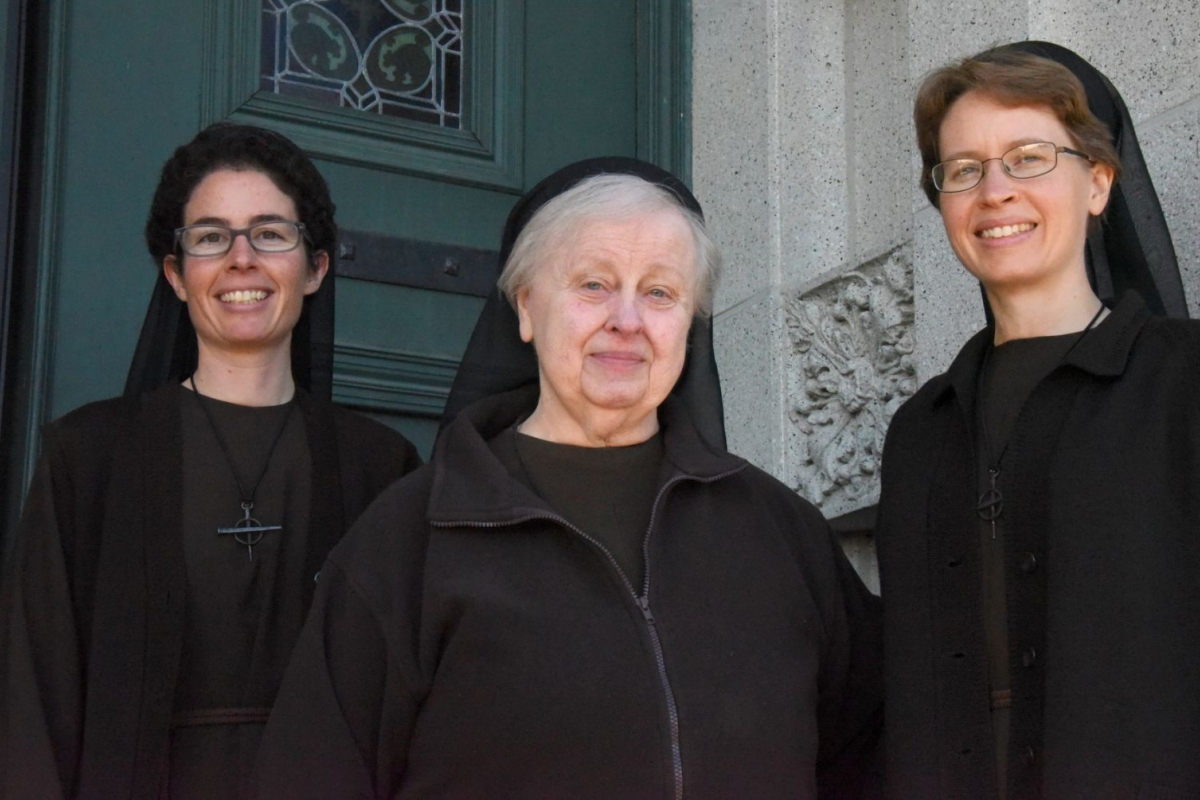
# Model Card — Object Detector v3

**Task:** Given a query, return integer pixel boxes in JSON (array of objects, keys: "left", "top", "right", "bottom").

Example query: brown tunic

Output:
[{"left": 172, "top": 389, "right": 311, "bottom": 799}]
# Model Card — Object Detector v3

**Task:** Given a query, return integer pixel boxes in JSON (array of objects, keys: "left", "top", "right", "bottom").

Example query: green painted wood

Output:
[
  {"left": 8, "top": 0, "right": 691, "bottom": 491},
  {"left": 202, "top": 1, "right": 526, "bottom": 191},
  {"left": 637, "top": 0, "right": 692, "bottom": 181}
]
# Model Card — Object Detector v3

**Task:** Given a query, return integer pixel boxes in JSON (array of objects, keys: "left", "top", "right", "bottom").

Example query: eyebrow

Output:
[
  {"left": 941, "top": 137, "right": 1051, "bottom": 160},
  {"left": 186, "top": 213, "right": 290, "bottom": 226}
]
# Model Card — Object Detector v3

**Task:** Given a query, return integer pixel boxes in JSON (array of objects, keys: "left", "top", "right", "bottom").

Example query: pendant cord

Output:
[
  {"left": 975, "top": 302, "right": 1106, "bottom": 526},
  {"left": 188, "top": 374, "right": 297, "bottom": 508}
]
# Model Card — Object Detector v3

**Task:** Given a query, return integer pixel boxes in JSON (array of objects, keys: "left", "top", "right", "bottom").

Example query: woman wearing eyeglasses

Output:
[
  {"left": 875, "top": 43, "right": 1199, "bottom": 799},
  {"left": 0, "top": 123, "right": 421, "bottom": 799}
]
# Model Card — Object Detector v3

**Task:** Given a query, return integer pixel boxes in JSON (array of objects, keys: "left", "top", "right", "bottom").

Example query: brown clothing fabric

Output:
[
  {"left": 508, "top": 427, "right": 664, "bottom": 590},
  {"left": 0, "top": 383, "right": 421, "bottom": 799}
]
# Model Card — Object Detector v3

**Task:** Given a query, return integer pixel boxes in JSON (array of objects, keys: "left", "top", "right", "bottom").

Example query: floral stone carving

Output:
[{"left": 785, "top": 246, "right": 916, "bottom": 516}]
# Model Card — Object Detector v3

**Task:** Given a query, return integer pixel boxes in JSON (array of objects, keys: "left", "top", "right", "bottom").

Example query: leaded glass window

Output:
[{"left": 260, "top": 0, "right": 464, "bottom": 128}]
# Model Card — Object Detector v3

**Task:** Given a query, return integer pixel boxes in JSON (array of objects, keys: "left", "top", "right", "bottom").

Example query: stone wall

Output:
[{"left": 692, "top": 0, "right": 1200, "bottom": 591}]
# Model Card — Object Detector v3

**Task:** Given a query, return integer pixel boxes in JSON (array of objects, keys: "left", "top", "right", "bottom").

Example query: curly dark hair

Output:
[{"left": 144, "top": 122, "right": 336, "bottom": 267}]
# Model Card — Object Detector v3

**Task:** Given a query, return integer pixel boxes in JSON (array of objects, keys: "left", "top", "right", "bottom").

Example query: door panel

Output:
[{"left": 6, "top": 0, "right": 687, "bottom": 512}]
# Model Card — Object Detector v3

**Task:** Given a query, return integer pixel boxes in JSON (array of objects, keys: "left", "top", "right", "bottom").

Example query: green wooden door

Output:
[{"left": 3, "top": 0, "right": 687, "bottom": 524}]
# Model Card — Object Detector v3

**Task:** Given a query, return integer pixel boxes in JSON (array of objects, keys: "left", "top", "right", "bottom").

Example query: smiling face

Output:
[
  {"left": 936, "top": 91, "right": 1113, "bottom": 296},
  {"left": 516, "top": 209, "right": 697, "bottom": 446},
  {"left": 163, "top": 168, "right": 328, "bottom": 364}
]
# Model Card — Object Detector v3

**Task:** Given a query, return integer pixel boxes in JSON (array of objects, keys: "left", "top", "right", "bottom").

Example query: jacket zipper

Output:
[{"left": 435, "top": 465, "right": 744, "bottom": 800}]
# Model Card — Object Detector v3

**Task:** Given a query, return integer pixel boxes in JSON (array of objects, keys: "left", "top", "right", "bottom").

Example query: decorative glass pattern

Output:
[{"left": 260, "top": 0, "right": 464, "bottom": 128}]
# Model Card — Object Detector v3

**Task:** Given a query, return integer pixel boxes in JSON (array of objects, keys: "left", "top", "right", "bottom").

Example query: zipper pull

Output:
[{"left": 638, "top": 596, "right": 655, "bottom": 625}]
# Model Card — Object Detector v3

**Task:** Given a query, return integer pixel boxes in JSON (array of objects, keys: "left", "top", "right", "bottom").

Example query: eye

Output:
[
  {"left": 252, "top": 223, "right": 293, "bottom": 242},
  {"left": 646, "top": 286, "right": 678, "bottom": 304},
  {"left": 951, "top": 162, "right": 980, "bottom": 179}
]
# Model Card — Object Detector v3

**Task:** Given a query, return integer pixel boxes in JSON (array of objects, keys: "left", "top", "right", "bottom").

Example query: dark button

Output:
[
  {"left": 1021, "top": 552, "right": 1038, "bottom": 573},
  {"left": 1024, "top": 745, "right": 1035, "bottom": 765},
  {"left": 1022, "top": 646, "right": 1037, "bottom": 667}
]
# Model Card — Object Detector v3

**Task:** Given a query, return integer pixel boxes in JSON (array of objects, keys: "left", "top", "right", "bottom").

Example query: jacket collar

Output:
[
  {"left": 428, "top": 385, "right": 744, "bottom": 525},
  {"left": 930, "top": 290, "right": 1152, "bottom": 409}
]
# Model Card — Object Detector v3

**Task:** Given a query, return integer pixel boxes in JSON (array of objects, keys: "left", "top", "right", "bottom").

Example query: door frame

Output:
[{"left": 0, "top": 0, "right": 30, "bottom": 542}]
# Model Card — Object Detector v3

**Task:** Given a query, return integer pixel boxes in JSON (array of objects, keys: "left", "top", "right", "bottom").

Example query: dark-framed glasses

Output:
[
  {"left": 931, "top": 142, "right": 1093, "bottom": 193},
  {"left": 174, "top": 220, "right": 309, "bottom": 257}
]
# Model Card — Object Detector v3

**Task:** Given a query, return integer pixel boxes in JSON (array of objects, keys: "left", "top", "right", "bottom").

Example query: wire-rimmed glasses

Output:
[{"left": 931, "top": 142, "right": 1093, "bottom": 193}]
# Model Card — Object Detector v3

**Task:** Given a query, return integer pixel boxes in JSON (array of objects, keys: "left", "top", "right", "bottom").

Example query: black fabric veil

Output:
[
  {"left": 439, "top": 157, "right": 727, "bottom": 449},
  {"left": 123, "top": 263, "right": 336, "bottom": 399},
  {"left": 998, "top": 41, "right": 1187, "bottom": 318}
]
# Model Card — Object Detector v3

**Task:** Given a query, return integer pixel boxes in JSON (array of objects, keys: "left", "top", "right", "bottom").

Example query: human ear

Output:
[
  {"left": 304, "top": 250, "right": 330, "bottom": 295},
  {"left": 1088, "top": 162, "right": 1116, "bottom": 216},
  {"left": 163, "top": 256, "right": 188, "bottom": 302},
  {"left": 516, "top": 288, "right": 534, "bottom": 343}
]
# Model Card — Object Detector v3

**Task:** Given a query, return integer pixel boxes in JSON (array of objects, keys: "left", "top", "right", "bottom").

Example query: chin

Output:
[{"left": 583, "top": 386, "right": 654, "bottom": 412}]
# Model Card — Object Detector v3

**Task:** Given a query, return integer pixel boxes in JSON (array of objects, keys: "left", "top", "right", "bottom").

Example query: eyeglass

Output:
[
  {"left": 931, "top": 141, "right": 1093, "bottom": 193},
  {"left": 174, "top": 220, "right": 310, "bottom": 257}
]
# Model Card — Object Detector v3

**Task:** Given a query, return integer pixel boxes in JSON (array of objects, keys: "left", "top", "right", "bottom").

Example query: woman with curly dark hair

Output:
[{"left": 0, "top": 123, "right": 421, "bottom": 799}]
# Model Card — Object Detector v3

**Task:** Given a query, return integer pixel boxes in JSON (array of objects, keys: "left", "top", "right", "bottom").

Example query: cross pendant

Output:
[
  {"left": 976, "top": 468, "right": 1003, "bottom": 540},
  {"left": 217, "top": 502, "right": 281, "bottom": 562}
]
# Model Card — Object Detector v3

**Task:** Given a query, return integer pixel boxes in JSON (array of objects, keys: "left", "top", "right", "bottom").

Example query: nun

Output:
[
  {"left": 0, "top": 123, "right": 421, "bottom": 799},
  {"left": 253, "top": 158, "right": 883, "bottom": 798},
  {"left": 875, "top": 42, "right": 1199, "bottom": 798}
]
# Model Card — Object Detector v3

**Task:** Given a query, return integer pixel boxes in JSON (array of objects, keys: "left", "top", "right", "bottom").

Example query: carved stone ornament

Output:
[{"left": 785, "top": 245, "right": 916, "bottom": 516}]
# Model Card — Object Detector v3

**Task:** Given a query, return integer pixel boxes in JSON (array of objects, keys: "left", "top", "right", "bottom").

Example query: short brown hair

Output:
[{"left": 913, "top": 47, "right": 1120, "bottom": 208}]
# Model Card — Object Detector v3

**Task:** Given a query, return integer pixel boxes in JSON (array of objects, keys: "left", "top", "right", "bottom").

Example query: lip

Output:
[
  {"left": 216, "top": 287, "right": 274, "bottom": 306},
  {"left": 974, "top": 219, "right": 1037, "bottom": 244},
  {"left": 588, "top": 351, "right": 646, "bottom": 369}
]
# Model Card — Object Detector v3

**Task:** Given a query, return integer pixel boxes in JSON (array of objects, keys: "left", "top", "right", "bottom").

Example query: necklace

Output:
[
  {"left": 189, "top": 374, "right": 297, "bottom": 561},
  {"left": 975, "top": 303, "right": 1106, "bottom": 538}
]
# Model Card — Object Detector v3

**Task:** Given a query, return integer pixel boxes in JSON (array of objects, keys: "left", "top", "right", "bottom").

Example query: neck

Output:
[
  {"left": 985, "top": 274, "right": 1104, "bottom": 345},
  {"left": 520, "top": 400, "right": 660, "bottom": 448},
  {"left": 187, "top": 341, "right": 296, "bottom": 406}
]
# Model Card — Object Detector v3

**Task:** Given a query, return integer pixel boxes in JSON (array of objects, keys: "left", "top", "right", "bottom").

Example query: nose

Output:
[
  {"left": 226, "top": 231, "right": 258, "bottom": 267},
  {"left": 606, "top": 292, "right": 644, "bottom": 334},
  {"left": 977, "top": 159, "right": 1018, "bottom": 204}
]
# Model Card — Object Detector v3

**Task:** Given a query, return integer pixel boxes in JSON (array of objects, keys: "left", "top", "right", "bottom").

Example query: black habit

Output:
[
  {"left": 0, "top": 384, "right": 420, "bottom": 799},
  {"left": 253, "top": 158, "right": 883, "bottom": 798},
  {"left": 876, "top": 40, "right": 1196, "bottom": 800},
  {"left": 876, "top": 292, "right": 1200, "bottom": 797}
]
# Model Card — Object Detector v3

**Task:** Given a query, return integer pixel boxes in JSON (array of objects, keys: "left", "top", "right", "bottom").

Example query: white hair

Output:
[{"left": 497, "top": 173, "right": 720, "bottom": 318}]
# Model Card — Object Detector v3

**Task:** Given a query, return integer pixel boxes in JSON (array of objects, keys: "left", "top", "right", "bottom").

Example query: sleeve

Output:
[
  {"left": 251, "top": 557, "right": 422, "bottom": 800},
  {"left": 333, "top": 411, "right": 424, "bottom": 519},
  {"left": 0, "top": 449, "right": 84, "bottom": 800},
  {"left": 811, "top": 510, "right": 885, "bottom": 799}
]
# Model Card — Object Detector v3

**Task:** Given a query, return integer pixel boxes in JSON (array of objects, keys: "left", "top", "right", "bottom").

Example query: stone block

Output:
[
  {"left": 847, "top": 0, "right": 912, "bottom": 264},
  {"left": 1139, "top": 107, "right": 1200, "bottom": 316},
  {"left": 692, "top": 0, "right": 776, "bottom": 313},
  {"left": 713, "top": 291, "right": 788, "bottom": 478},
  {"left": 776, "top": 0, "right": 852, "bottom": 287},
  {"left": 1031, "top": 0, "right": 1200, "bottom": 123},
  {"left": 907, "top": 2, "right": 1029, "bottom": 88},
  {"left": 912, "top": 206, "right": 983, "bottom": 382}
]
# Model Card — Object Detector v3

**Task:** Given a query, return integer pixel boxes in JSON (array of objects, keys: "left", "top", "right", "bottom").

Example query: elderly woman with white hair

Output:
[{"left": 252, "top": 158, "right": 882, "bottom": 799}]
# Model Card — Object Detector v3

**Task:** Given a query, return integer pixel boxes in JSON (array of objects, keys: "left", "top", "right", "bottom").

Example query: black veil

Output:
[
  {"left": 123, "top": 262, "right": 336, "bottom": 399},
  {"left": 999, "top": 41, "right": 1187, "bottom": 318},
  {"left": 439, "top": 157, "right": 727, "bottom": 450}
]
